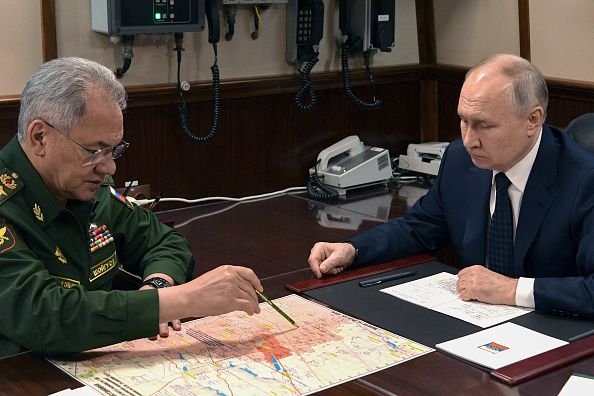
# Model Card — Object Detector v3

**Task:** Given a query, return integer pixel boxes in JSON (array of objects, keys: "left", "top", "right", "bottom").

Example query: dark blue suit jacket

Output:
[{"left": 350, "top": 124, "right": 594, "bottom": 319}]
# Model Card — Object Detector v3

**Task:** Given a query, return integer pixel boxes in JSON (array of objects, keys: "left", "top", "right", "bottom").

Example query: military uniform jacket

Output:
[{"left": 0, "top": 136, "right": 195, "bottom": 357}]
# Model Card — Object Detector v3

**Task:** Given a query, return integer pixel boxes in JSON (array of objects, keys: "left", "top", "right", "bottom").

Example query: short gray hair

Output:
[
  {"left": 18, "top": 57, "right": 127, "bottom": 142},
  {"left": 466, "top": 54, "right": 548, "bottom": 121}
]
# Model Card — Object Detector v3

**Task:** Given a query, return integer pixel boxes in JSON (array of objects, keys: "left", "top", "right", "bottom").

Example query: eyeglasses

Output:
[{"left": 43, "top": 121, "right": 129, "bottom": 164}]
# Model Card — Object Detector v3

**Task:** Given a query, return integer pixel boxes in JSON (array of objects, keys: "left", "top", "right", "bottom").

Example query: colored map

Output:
[{"left": 50, "top": 294, "right": 432, "bottom": 395}]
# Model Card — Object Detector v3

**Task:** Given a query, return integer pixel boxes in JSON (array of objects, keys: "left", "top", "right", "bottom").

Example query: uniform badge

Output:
[
  {"left": 55, "top": 247, "right": 67, "bottom": 264},
  {"left": 33, "top": 203, "right": 44, "bottom": 221},
  {"left": 109, "top": 186, "right": 134, "bottom": 209},
  {"left": 0, "top": 220, "right": 17, "bottom": 253},
  {"left": 0, "top": 169, "right": 23, "bottom": 206}
]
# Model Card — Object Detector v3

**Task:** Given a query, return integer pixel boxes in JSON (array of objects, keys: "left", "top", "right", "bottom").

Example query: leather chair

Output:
[{"left": 565, "top": 113, "right": 594, "bottom": 152}]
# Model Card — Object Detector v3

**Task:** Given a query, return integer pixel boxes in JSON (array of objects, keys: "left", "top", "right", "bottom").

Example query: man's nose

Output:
[
  {"left": 94, "top": 156, "right": 116, "bottom": 175},
  {"left": 462, "top": 126, "right": 479, "bottom": 148}
]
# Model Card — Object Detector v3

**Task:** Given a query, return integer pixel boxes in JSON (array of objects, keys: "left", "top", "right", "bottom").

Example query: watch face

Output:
[{"left": 144, "top": 277, "right": 171, "bottom": 288}]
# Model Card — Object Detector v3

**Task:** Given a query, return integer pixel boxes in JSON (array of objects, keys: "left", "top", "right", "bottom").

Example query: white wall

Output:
[
  {"left": 0, "top": 1, "right": 44, "bottom": 96},
  {"left": 433, "top": 0, "right": 594, "bottom": 83},
  {"left": 0, "top": 0, "right": 419, "bottom": 96},
  {"left": 529, "top": 0, "right": 594, "bottom": 82},
  {"left": 434, "top": 0, "right": 520, "bottom": 67}
]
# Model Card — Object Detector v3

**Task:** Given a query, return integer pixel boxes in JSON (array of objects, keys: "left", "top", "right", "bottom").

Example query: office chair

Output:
[{"left": 565, "top": 113, "right": 594, "bottom": 152}]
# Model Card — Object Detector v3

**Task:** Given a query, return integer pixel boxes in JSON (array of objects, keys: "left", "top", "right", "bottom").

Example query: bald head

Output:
[{"left": 466, "top": 54, "right": 548, "bottom": 122}]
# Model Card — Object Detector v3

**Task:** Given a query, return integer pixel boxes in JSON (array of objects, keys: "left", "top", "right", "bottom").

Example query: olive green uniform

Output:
[{"left": 0, "top": 136, "right": 195, "bottom": 357}]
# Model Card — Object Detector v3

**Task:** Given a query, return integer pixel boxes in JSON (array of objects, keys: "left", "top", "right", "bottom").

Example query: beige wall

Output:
[
  {"left": 0, "top": 1, "right": 44, "bottom": 96},
  {"left": 0, "top": 0, "right": 419, "bottom": 96},
  {"left": 434, "top": 0, "right": 520, "bottom": 67},
  {"left": 433, "top": 0, "right": 593, "bottom": 83},
  {"left": 530, "top": 0, "right": 594, "bottom": 82}
]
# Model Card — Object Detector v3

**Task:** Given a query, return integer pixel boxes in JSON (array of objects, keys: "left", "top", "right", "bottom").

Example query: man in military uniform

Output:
[{"left": 0, "top": 57, "right": 263, "bottom": 358}]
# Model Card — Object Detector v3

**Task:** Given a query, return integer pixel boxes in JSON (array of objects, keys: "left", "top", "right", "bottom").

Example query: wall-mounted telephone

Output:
[
  {"left": 338, "top": 0, "right": 396, "bottom": 110},
  {"left": 286, "top": 0, "right": 324, "bottom": 111},
  {"left": 307, "top": 135, "right": 393, "bottom": 200}
]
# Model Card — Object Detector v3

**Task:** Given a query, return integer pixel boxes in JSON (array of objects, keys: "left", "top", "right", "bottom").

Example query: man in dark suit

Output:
[{"left": 308, "top": 54, "right": 594, "bottom": 319}]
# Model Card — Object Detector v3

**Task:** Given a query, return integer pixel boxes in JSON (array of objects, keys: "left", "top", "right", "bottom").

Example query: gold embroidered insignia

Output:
[
  {"left": 33, "top": 203, "right": 44, "bottom": 221},
  {"left": 0, "top": 169, "right": 23, "bottom": 207},
  {"left": 55, "top": 247, "right": 67, "bottom": 264},
  {"left": 0, "top": 227, "right": 9, "bottom": 246},
  {"left": 0, "top": 174, "right": 17, "bottom": 189},
  {"left": 52, "top": 276, "right": 80, "bottom": 289}
]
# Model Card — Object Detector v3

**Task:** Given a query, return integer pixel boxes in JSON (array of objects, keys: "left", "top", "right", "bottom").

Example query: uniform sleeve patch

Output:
[
  {"left": 109, "top": 186, "right": 134, "bottom": 209},
  {"left": 0, "top": 219, "right": 17, "bottom": 253}
]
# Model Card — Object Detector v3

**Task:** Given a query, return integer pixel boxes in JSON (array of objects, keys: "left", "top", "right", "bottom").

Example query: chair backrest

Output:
[{"left": 565, "top": 113, "right": 594, "bottom": 152}]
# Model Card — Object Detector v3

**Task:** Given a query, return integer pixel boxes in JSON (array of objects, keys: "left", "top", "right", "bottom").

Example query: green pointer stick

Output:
[{"left": 255, "top": 289, "right": 295, "bottom": 325}]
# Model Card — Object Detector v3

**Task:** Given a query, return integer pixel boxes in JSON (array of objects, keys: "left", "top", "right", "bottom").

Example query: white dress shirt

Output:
[{"left": 489, "top": 128, "right": 542, "bottom": 308}]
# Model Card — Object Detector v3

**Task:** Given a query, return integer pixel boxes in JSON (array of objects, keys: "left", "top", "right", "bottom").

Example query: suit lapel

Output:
[
  {"left": 514, "top": 126, "right": 557, "bottom": 276},
  {"left": 463, "top": 167, "right": 492, "bottom": 267}
]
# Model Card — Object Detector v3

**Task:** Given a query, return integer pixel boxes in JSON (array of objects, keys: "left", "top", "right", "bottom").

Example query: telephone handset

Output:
[
  {"left": 307, "top": 136, "right": 393, "bottom": 201},
  {"left": 339, "top": 0, "right": 395, "bottom": 111},
  {"left": 176, "top": 0, "right": 221, "bottom": 143},
  {"left": 286, "top": 0, "right": 325, "bottom": 112}
]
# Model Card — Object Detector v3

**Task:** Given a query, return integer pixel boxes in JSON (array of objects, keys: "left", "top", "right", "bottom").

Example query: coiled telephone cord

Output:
[
  {"left": 295, "top": 53, "right": 319, "bottom": 112},
  {"left": 341, "top": 44, "right": 381, "bottom": 110}
]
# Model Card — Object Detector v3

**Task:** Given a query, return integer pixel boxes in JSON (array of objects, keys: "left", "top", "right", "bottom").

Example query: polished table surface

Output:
[{"left": 2, "top": 184, "right": 594, "bottom": 395}]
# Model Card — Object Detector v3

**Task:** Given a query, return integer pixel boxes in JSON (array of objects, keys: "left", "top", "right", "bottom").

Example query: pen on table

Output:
[
  {"left": 148, "top": 173, "right": 179, "bottom": 211},
  {"left": 358, "top": 271, "right": 418, "bottom": 288},
  {"left": 254, "top": 289, "right": 296, "bottom": 325},
  {"left": 123, "top": 176, "right": 136, "bottom": 197}
]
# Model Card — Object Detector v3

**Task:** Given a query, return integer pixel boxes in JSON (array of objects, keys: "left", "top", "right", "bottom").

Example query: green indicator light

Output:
[{"left": 155, "top": 13, "right": 161, "bottom": 20}]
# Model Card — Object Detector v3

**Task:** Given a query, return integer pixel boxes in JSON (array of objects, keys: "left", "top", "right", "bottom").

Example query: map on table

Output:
[{"left": 49, "top": 294, "right": 432, "bottom": 395}]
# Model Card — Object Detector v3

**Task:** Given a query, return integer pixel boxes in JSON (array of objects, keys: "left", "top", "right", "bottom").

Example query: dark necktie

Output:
[{"left": 488, "top": 173, "right": 515, "bottom": 277}]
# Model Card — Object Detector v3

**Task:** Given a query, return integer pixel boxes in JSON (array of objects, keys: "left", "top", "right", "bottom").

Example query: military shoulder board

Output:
[{"left": 0, "top": 169, "right": 24, "bottom": 206}]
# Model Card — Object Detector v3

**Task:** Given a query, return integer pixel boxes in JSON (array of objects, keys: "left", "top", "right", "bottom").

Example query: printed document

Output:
[
  {"left": 380, "top": 272, "right": 532, "bottom": 327},
  {"left": 435, "top": 322, "right": 567, "bottom": 369}
]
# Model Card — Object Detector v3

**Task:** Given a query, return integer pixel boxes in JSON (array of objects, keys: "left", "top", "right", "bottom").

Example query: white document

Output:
[
  {"left": 435, "top": 322, "right": 567, "bottom": 370},
  {"left": 558, "top": 373, "right": 594, "bottom": 395},
  {"left": 380, "top": 272, "right": 533, "bottom": 327}
]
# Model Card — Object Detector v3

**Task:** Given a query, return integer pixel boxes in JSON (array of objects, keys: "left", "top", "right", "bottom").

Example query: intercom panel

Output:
[{"left": 91, "top": 0, "right": 205, "bottom": 35}]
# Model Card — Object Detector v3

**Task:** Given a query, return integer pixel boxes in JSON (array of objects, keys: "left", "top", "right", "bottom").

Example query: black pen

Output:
[
  {"left": 148, "top": 173, "right": 179, "bottom": 211},
  {"left": 358, "top": 271, "right": 418, "bottom": 288},
  {"left": 123, "top": 176, "right": 136, "bottom": 197}
]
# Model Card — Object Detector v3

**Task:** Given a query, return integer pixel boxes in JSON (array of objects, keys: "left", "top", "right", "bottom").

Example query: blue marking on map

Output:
[
  {"left": 179, "top": 353, "right": 189, "bottom": 372},
  {"left": 271, "top": 354, "right": 282, "bottom": 371},
  {"left": 386, "top": 340, "right": 398, "bottom": 349},
  {"left": 229, "top": 363, "right": 276, "bottom": 380},
  {"left": 204, "top": 387, "right": 228, "bottom": 396}
]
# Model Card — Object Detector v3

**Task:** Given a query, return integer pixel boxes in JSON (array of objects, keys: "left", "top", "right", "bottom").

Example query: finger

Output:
[
  {"left": 159, "top": 322, "right": 170, "bottom": 338},
  {"left": 236, "top": 266, "right": 263, "bottom": 292},
  {"left": 171, "top": 319, "right": 182, "bottom": 331},
  {"left": 308, "top": 257, "right": 323, "bottom": 278}
]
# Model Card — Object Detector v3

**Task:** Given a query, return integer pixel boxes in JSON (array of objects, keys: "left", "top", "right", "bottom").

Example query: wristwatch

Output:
[{"left": 139, "top": 277, "right": 172, "bottom": 289}]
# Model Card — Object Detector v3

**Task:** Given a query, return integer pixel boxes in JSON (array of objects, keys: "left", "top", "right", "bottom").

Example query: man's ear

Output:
[
  {"left": 526, "top": 106, "right": 544, "bottom": 137},
  {"left": 26, "top": 121, "right": 48, "bottom": 156}
]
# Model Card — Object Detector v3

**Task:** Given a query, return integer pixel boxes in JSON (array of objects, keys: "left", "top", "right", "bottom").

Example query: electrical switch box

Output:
[{"left": 91, "top": 0, "right": 205, "bottom": 36}]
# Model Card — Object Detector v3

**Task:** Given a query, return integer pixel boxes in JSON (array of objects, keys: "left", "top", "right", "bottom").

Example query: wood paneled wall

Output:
[
  {"left": 0, "top": 66, "right": 425, "bottom": 209},
  {"left": 1, "top": 64, "right": 593, "bottom": 211}
]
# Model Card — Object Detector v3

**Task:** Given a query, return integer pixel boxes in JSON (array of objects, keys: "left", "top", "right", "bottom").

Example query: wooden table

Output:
[{"left": 2, "top": 186, "right": 593, "bottom": 395}]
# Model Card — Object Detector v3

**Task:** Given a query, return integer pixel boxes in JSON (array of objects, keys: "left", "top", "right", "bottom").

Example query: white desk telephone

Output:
[{"left": 308, "top": 136, "right": 393, "bottom": 199}]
